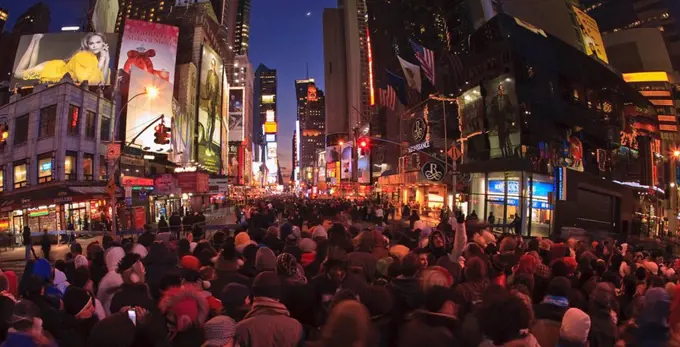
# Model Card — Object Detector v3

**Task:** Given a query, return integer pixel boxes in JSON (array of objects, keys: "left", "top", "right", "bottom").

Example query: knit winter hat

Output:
[
  {"left": 252, "top": 271, "right": 281, "bottom": 299},
  {"left": 74, "top": 254, "right": 89, "bottom": 269},
  {"left": 159, "top": 285, "right": 209, "bottom": 330},
  {"left": 255, "top": 247, "right": 277, "bottom": 273},
  {"left": 560, "top": 308, "right": 591, "bottom": 343},
  {"left": 420, "top": 266, "right": 454, "bottom": 292},
  {"left": 220, "top": 283, "right": 250, "bottom": 308},
  {"left": 299, "top": 238, "right": 317, "bottom": 253},
  {"left": 389, "top": 245, "right": 410, "bottom": 261},
  {"left": 277, "top": 253, "right": 299, "bottom": 277},
  {"left": 180, "top": 255, "right": 201, "bottom": 271},
  {"left": 312, "top": 226, "right": 328, "bottom": 239},
  {"left": 235, "top": 232, "right": 251, "bottom": 247},
  {"left": 87, "top": 313, "right": 136, "bottom": 347},
  {"left": 376, "top": 257, "right": 394, "bottom": 279},
  {"left": 204, "top": 315, "right": 236, "bottom": 346},
  {"left": 63, "top": 286, "right": 92, "bottom": 316}
]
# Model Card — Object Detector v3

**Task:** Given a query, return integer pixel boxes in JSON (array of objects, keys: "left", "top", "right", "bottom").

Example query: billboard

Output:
[
  {"left": 118, "top": 19, "right": 179, "bottom": 83},
  {"left": 228, "top": 87, "right": 245, "bottom": 141},
  {"left": 126, "top": 66, "right": 174, "bottom": 152},
  {"left": 11, "top": 32, "right": 118, "bottom": 88},
  {"left": 92, "top": 0, "right": 119, "bottom": 33},
  {"left": 573, "top": 6, "right": 609, "bottom": 64},
  {"left": 484, "top": 74, "right": 519, "bottom": 159},
  {"left": 227, "top": 142, "right": 242, "bottom": 184},
  {"left": 317, "top": 151, "right": 326, "bottom": 183},
  {"left": 171, "top": 98, "right": 193, "bottom": 165},
  {"left": 341, "top": 142, "right": 353, "bottom": 180},
  {"left": 358, "top": 152, "right": 370, "bottom": 184},
  {"left": 197, "top": 44, "right": 223, "bottom": 172},
  {"left": 266, "top": 142, "right": 278, "bottom": 184}
]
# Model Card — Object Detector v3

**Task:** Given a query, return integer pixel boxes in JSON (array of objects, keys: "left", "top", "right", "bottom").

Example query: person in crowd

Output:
[
  {"left": 157, "top": 215, "right": 169, "bottom": 234},
  {"left": 3, "top": 300, "right": 57, "bottom": 347},
  {"left": 40, "top": 230, "right": 51, "bottom": 261},
  {"left": 96, "top": 246, "right": 126, "bottom": 316},
  {"left": 59, "top": 286, "right": 98, "bottom": 347},
  {"left": 531, "top": 276, "right": 572, "bottom": 347},
  {"left": 398, "top": 285, "right": 465, "bottom": 347},
  {"left": 109, "top": 253, "right": 154, "bottom": 314},
  {"left": 158, "top": 285, "right": 209, "bottom": 346}
]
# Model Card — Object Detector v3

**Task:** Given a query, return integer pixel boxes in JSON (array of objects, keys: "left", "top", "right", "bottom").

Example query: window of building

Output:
[
  {"left": 83, "top": 154, "right": 94, "bottom": 181},
  {"left": 65, "top": 152, "right": 77, "bottom": 180},
  {"left": 100, "top": 115, "right": 111, "bottom": 141},
  {"left": 14, "top": 115, "right": 29, "bottom": 145},
  {"left": 85, "top": 110, "right": 96, "bottom": 139},
  {"left": 38, "top": 105, "right": 57, "bottom": 138},
  {"left": 13, "top": 161, "right": 27, "bottom": 188},
  {"left": 37, "top": 153, "right": 53, "bottom": 184},
  {"left": 67, "top": 105, "right": 80, "bottom": 136},
  {"left": 99, "top": 155, "right": 107, "bottom": 181}
]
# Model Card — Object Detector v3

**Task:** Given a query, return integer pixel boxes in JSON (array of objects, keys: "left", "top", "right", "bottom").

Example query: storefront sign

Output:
[
  {"left": 411, "top": 117, "right": 427, "bottom": 143},
  {"left": 209, "top": 178, "right": 229, "bottom": 194},
  {"left": 121, "top": 155, "right": 145, "bottom": 167},
  {"left": 133, "top": 206, "right": 146, "bottom": 231},
  {"left": 488, "top": 197, "right": 551, "bottom": 209},
  {"left": 53, "top": 196, "right": 73, "bottom": 204},
  {"left": 421, "top": 161, "right": 445, "bottom": 182},
  {"left": 174, "top": 166, "right": 198, "bottom": 173},
  {"left": 408, "top": 141, "right": 431, "bottom": 153},
  {"left": 488, "top": 180, "right": 553, "bottom": 198},
  {"left": 177, "top": 172, "right": 209, "bottom": 193},
  {"left": 121, "top": 176, "right": 154, "bottom": 187},
  {"left": 154, "top": 174, "right": 177, "bottom": 194}
]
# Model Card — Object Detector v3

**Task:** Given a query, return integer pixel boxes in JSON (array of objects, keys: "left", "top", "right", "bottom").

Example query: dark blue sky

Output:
[{"left": 4, "top": 0, "right": 335, "bottom": 174}]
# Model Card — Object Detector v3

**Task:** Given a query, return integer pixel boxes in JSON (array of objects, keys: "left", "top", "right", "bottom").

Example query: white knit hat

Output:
[{"left": 560, "top": 308, "right": 591, "bottom": 343}]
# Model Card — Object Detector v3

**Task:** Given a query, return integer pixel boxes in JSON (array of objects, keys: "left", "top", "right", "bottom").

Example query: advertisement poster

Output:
[
  {"left": 171, "top": 99, "right": 193, "bottom": 164},
  {"left": 341, "top": 142, "right": 353, "bottom": 180},
  {"left": 266, "top": 143, "right": 278, "bottom": 185},
  {"left": 228, "top": 88, "right": 245, "bottom": 141},
  {"left": 484, "top": 74, "right": 519, "bottom": 159},
  {"left": 126, "top": 66, "right": 174, "bottom": 152},
  {"left": 117, "top": 19, "right": 179, "bottom": 83},
  {"left": 572, "top": 6, "right": 609, "bottom": 64},
  {"left": 92, "top": 0, "right": 119, "bottom": 33},
  {"left": 317, "top": 151, "right": 326, "bottom": 183},
  {"left": 227, "top": 142, "right": 241, "bottom": 184},
  {"left": 458, "top": 86, "right": 484, "bottom": 138},
  {"left": 197, "top": 44, "right": 224, "bottom": 172},
  {"left": 11, "top": 32, "right": 118, "bottom": 88},
  {"left": 358, "top": 153, "right": 370, "bottom": 184}
]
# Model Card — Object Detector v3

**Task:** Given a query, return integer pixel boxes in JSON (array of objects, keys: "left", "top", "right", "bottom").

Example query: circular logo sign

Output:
[
  {"left": 421, "top": 161, "right": 445, "bottom": 182},
  {"left": 411, "top": 117, "right": 427, "bottom": 143}
]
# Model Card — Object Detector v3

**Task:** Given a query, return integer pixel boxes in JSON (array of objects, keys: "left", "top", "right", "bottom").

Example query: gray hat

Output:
[{"left": 204, "top": 315, "right": 236, "bottom": 346}]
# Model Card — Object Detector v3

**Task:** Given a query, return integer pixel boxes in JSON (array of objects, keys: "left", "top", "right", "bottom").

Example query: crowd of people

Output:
[{"left": 0, "top": 197, "right": 678, "bottom": 347}]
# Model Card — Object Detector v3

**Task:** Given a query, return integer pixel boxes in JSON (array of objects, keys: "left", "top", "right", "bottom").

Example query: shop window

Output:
[
  {"left": 14, "top": 114, "right": 29, "bottom": 145},
  {"left": 65, "top": 152, "right": 77, "bottom": 181},
  {"left": 37, "top": 153, "right": 53, "bottom": 184},
  {"left": 83, "top": 154, "right": 94, "bottom": 181},
  {"left": 38, "top": 105, "right": 56, "bottom": 138},
  {"left": 100, "top": 115, "right": 111, "bottom": 141},
  {"left": 13, "top": 161, "right": 27, "bottom": 189},
  {"left": 67, "top": 105, "right": 80, "bottom": 136},
  {"left": 99, "top": 155, "right": 107, "bottom": 181},
  {"left": 85, "top": 110, "right": 96, "bottom": 139}
]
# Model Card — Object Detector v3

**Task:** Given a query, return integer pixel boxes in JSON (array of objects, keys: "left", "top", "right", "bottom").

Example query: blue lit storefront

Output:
[{"left": 467, "top": 172, "right": 554, "bottom": 236}]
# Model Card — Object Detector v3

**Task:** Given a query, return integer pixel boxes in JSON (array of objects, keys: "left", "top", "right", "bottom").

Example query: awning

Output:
[
  {"left": 0, "top": 184, "right": 109, "bottom": 211},
  {"left": 70, "top": 186, "right": 107, "bottom": 194}
]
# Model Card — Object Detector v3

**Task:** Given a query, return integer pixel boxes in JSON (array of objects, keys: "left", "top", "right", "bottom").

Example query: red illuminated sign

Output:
[{"left": 121, "top": 176, "right": 154, "bottom": 187}]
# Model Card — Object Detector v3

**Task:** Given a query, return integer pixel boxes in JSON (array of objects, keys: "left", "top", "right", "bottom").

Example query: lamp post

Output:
[{"left": 108, "top": 86, "right": 158, "bottom": 236}]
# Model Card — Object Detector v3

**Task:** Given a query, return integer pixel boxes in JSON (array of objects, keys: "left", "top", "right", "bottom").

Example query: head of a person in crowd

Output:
[
  {"left": 255, "top": 247, "right": 277, "bottom": 273},
  {"left": 400, "top": 252, "right": 420, "bottom": 278},
  {"left": 277, "top": 253, "right": 306, "bottom": 284},
  {"left": 220, "top": 283, "right": 250, "bottom": 321},
  {"left": 102, "top": 235, "right": 114, "bottom": 250},
  {"left": 647, "top": 274, "right": 665, "bottom": 289},
  {"left": 324, "top": 248, "right": 349, "bottom": 285},
  {"left": 546, "top": 276, "right": 571, "bottom": 302},
  {"left": 86, "top": 312, "right": 136, "bottom": 347},
  {"left": 424, "top": 285, "right": 462, "bottom": 318},
  {"left": 478, "top": 288, "right": 535, "bottom": 346},
  {"left": 464, "top": 256, "right": 488, "bottom": 283},
  {"left": 71, "top": 243, "right": 83, "bottom": 255},
  {"left": 203, "top": 315, "right": 236, "bottom": 347},
  {"left": 516, "top": 254, "right": 538, "bottom": 275},
  {"left": 510, "top": 272, "right": 535, "bottom": 295},
  {"left": 160, "top": 285, "right": 209, "bottom": 333},
  {"left": 252, "top": 271, "right": 282, "bottom": 301},
  {"left": 559, "top": 308, "right": 591, "bottom": 346},
  {"left": 312, "top": 225, "right": 328, "bottom": 241},
  {"left": 322, "top": 219, "right": 334, "bottom": 231},
  {"left": 361, "top": 285, "right": 393, "bottom": 319},
  {"left": 118, "top": 253, "right": 146, "bottom": 285},
  {"left": 71, "top": 267, "right": 94, "bottom": 293},
  {"left": 589, "top": 282, "right": 616, "bottom": 315},
  {"left": 7, "top": 300, "right": 51, "bottom": 345},
  {"left": 63, "top": 286, "right": 96, "bottom": 320},
  {"left": 420, "top": 266, "right": 454, "bottom": 292},
  {"left": 638, "top": 287, "right": 671, "bottom": 329},
  {"left": 319, "top": 299, "right": 371, "bottom": 347},
  {"left": 178, "top": 239, "right": 191, "bottom": 257},
  {"left": 464, "top": 242, "right": 485, "bottom": 260},
  {"left": 415, "top": 249, "right": 429, "bottom": 269},
  {"left": 429, "top": 230, "right": 446, "bottom": 250}
]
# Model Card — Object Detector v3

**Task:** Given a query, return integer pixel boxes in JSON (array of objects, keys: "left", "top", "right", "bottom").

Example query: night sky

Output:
[{"left": 3, "top": 0, "right": 336, "bottom": 178}]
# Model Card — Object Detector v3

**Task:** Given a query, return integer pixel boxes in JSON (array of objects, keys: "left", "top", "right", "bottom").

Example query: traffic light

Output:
[
  {"left": 154, "top": 123, "right": 166, "bottom": 144},
  {"left": 163, "top": 127, "right": 171, "bottom": 145},
  {"left": 358, "top": 137, "right": 370, "bottom": 156},
  {"left": 0, "top": 123, "right": 8, "bottom": 144}
]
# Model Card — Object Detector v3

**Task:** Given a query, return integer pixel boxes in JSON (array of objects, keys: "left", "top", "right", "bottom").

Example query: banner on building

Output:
[
  {"left": 341, "top": 142, "right": 353, "bottom": 180},
  {"left": 197, "top": 44, "right": 223, "bottom": 173},
  {"left": 227, "top": 141, "right": 243, "bottom": 185},
  {"left": 572, "top": 6, "right": 609, "bottom": 64},
  {"left": 117, "top": 19, "right": 179, "bottom": 83},
  {"left": 11, "top": 32, "right": 118, "bottom": 88},
  {"left": 126, "top": 66, "right": 174, "bottom": 152},
  {"left": 228, "top": 87, "right": 245, "bottom": 141},
  {"left": 92, "top": 0, "right": 119, "bottom": 33}
]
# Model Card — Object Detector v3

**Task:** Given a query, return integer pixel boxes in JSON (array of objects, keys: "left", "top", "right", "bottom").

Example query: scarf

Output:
[
  {"left": 542, "top": 295, "right": 569, "bottom": 308},
  {"left": 243, "top": 298, "right": 291, "bottom": 319}
]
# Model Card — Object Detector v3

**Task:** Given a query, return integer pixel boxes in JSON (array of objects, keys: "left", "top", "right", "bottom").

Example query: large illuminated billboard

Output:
[
  {"left": 266, "top": 143, "right": 278, "bottom": 184},
  {"left": 228, "top": 87, "right": 245, "bottom": 141},
  {"left": 118, "top": 19, "right": 179, "bottom": 83},
  {"left": 196, "top": 44, "right": 223, "bottom": 172},
  {"left": 341, "top": 142, "right": 353, "bottom": 180},
  {"left": 227, "top": 142, "right": 242, "bottom": 184},
  {"left": 92, "top": 0, "right": 119, "bottom": 33},
  {"left": 358, "top": 151, "right": 370, "bottom": 184},
  {"left": 12, "top": 32, "right": 118, "bottom": 88},
  {"left": 125, "top": 66, "right": 173, "bottom": 152},
  {"left": 264, "top": 122, "right": 278, "bottom": 134},
  {"left": 572, "top": 6, "right": 609, "bottom": 64}
]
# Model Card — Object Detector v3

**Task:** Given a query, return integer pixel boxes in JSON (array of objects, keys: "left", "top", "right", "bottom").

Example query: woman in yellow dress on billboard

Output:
[{"left": 13, "top": 33, "right": 111, "bottom": 85}]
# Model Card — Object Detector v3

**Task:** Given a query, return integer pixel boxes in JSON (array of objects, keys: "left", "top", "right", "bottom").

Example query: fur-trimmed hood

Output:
[{"left": 159, "top": 285, "right": 209, "bottom": 329}]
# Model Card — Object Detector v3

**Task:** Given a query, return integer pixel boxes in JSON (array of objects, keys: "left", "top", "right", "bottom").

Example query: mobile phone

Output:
[{"left": 127, "top": 309, "right": 136, "bottom": 325}]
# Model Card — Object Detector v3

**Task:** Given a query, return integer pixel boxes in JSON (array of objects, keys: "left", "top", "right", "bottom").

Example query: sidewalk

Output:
[{"left": 0, "top": 237, "right": 102, "bottom": 263}]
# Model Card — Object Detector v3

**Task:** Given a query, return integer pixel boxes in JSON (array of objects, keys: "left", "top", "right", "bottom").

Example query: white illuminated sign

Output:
[
  {"left": 265, "top": 110, "right": 275, "bottom": 122},
  {"left": 174, "top": 166, "right": 197, "bottom": 173},
  {"left": 265, "top": 134, "right": 276, "bottom": 142}
]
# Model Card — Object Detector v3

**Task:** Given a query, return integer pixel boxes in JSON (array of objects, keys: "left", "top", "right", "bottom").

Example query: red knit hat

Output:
[{"left": 180, "top": 256, "right": 201, "bottom": 271}]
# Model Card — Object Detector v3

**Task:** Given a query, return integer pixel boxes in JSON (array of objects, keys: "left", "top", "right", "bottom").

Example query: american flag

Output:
[
  {"left": 410, "top": 40, "right": 436, "bottom": 86},
  {"left": 379, "top": 86, "right": 397, "bottom": 110}
]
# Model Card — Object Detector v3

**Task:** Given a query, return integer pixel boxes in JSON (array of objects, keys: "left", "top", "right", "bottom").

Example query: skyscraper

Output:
[
  {"left": 254, "top": 64, "right": 276, "bottom": 162},
  {"left": 580, "top": 0, "right": 680, "bottom": 71},
  {"left": 296, "top": 79, "right": 326, "bottom": 184},
  {"left": 233, "top": 0, "right": 250, "bottom": 55},
  {"left": 13, "top": 2, "right": 50, "bottom": 34},
  {"left": 115, "top": 0, "right": 171, "bottom": 31},
  {"left": 322, "top": 8, "right": 348, "bottom": 139}
]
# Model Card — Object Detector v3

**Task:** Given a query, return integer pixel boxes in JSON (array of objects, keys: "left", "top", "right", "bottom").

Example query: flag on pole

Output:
[
  {"left": 397, "top": 56, "right": 422, "bottom": 92},
  {"left": 410, "top": 40, "right": 436, "bottom": 86},
  {"left": 386, "top": 69, "right": 408, "bottom": 106},
  {"left": 379, "top": 86, "right": 396, "bottom": 110}
]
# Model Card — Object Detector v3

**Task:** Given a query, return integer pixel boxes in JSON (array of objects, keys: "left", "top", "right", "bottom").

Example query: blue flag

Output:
[{"left": 386, "top": 69, "right": 408, "bottom": 106}]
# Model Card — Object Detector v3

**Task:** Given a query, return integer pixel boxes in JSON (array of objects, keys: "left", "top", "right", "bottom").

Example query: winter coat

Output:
[
  {"left": 210, "top": 266, "right": 253, "bottom": 297},
  {"left": 397, "top": 310, "right": 466, "bottom": 347},
  {"left": 387, "top": 277, "right": 424, "bottom": 315},
  {"left": 1, "top": 331, "right": 57, "bottom": 347},
  {"left": 347, "top": 251, "right": 377, "bottom": 283},
  {"left": 109, "top": 283, "right": 155, "bottom": 314},
  {"left": 56, "top": 315, "right": 98, "bottom": 347},
  {"left": 478, "top": 334, "right": 542, "bottom": 347},
  {"left": 96, "top": 247, "right": 125, "bottom": 316},
  {"left": 234, "top": 298, "right": 303, "bottom": 347}
]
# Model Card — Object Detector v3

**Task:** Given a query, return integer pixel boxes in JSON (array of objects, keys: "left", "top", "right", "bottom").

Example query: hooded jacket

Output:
[
  {"left": 398, "top": 310, "right": 464, "bottom": 347},
  {"left": 234, "top": 298, "right": 303, "bottom": 347},
  {"left": 96, "top": 247, "right": 125, "bottom": 316}
]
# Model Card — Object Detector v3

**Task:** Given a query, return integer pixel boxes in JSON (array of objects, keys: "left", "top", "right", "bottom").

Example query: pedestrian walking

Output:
[{"left": 23, "top": 225, "right": 37, "bottom": 261}]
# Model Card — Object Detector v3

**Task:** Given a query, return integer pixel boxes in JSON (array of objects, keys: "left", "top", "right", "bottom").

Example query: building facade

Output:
[
  {"left": 232, "top": 0, "right": 250, "bottom": 55},
  {"left": 295, "top": 79, "right": 325, "bottom": 184},
  {"left": 253, "top": 64, "right": 276, "bottom": 162}
]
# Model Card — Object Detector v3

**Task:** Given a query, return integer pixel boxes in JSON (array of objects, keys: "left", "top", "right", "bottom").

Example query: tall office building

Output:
[
  {"left": 13, "top": 2, "right": 50, "bottom": 34},
  {"left": 296, "top": 79, "right": 326, "bottom": 184},
  {"left": 116, "top": 0, "right": 173, "bottom": 31},
  {"left": 581, "top": 0, "right": 680, "bottom": 71},
  {"left": 0, "top": 8, "right": 8, "bottom": 33},
  {"left": 232, "top": 0, "right": 250, "bottom": 55},
  {"left": 322, "top": 8, "right": 348, "bottom": 139},
  {"left": 254, "top": 64, "right": 276, "bottom": 162}
]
